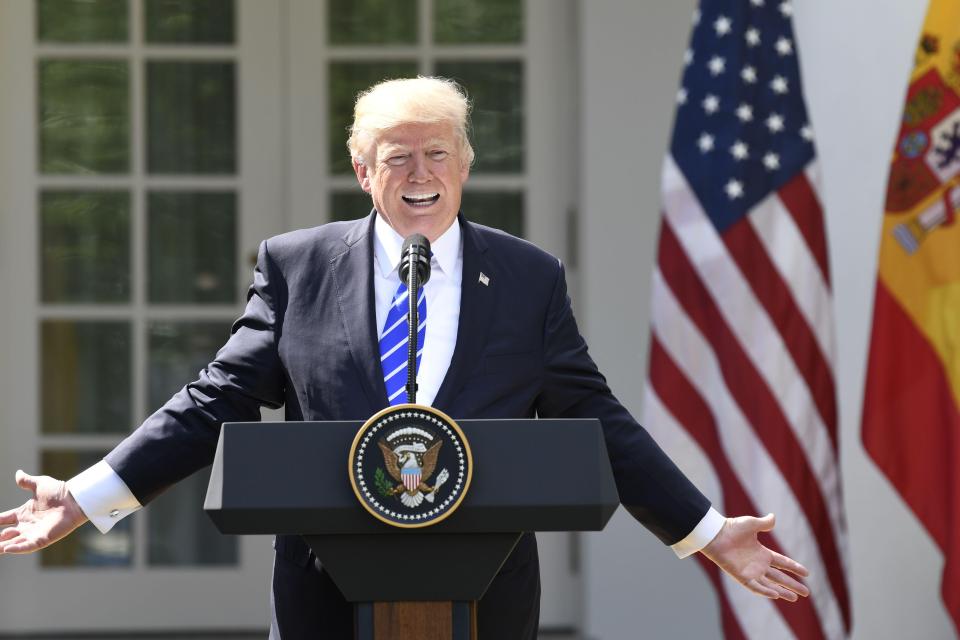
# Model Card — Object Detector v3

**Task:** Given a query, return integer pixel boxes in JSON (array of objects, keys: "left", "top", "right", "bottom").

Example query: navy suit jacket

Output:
[{"left": 105, "top": 212, "right": 709, "bottom": 590}]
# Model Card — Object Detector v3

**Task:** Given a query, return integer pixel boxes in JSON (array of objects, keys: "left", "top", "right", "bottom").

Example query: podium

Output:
[{"left": 205, "top": 418, "right": 619, "bottom": 639}]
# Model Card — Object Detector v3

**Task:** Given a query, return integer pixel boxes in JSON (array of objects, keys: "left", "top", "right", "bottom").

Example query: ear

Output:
[
  {"left": 353, "top": 158, "right": 372, "bottom": 193},
  {"left": 459, "top": 161, "right": 470, "bottom": 184}
]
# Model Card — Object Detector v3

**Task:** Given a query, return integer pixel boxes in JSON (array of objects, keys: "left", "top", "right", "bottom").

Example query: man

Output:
[{"left": 0, "top": 77, "right": 809, "bottom": 638}]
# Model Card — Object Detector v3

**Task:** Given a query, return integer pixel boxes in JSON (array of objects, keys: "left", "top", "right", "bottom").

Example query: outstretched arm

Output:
[
  {"left": 0, "top": 470, "right": 88, "bottom": 555},
  {"left": 700, "top": 513, "right": 810, "bottom": 602}
]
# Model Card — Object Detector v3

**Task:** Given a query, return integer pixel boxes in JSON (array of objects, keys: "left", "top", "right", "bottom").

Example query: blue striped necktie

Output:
[{"left": 379, "top": 282, "right": 426, "bottom": 405}]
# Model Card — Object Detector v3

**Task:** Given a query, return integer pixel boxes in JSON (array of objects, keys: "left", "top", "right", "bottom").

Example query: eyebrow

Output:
[{"left": 378, "top": 138, "right": 452, "bottom": 158}]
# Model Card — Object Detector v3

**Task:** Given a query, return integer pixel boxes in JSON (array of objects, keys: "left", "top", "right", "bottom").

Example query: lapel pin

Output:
[{"left": 478, "top": 272, "right": 490, "bottom": 286}]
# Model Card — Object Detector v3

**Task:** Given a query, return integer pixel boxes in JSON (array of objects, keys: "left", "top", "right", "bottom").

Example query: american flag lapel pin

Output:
[{"left": 478, "top": 272, "right": 490, "bottom": 286}]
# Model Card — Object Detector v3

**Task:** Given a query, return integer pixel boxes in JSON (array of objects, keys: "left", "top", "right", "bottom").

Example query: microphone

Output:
[
  {"left": 399, "top": 234, "right": 431, "bottom": 404},
  {"left": 399, "top": 234, "right": 431, "bottom": 286}
]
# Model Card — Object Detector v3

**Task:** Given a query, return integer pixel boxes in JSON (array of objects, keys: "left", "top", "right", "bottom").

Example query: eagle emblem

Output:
[
  {"left": 377, "top": 429, "right": 450, "bottom": 508},
  {"left": 349, "top": 405, "right": 472, "bottom": 528}
]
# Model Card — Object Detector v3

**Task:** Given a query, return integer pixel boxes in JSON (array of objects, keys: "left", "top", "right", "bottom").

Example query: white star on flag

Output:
[
  {"left": 735, "top": 103, "right": 754, "bottom": 122},
  {"left": 745, "top": 28, "right": 761, "bottom": 46},
  {"left": 775, "top": 37, "right": 793, "bottom": 56},
  {"left": 677, "top": 87, "right": 688, "bottom": 105},
  {"left": 714, "top": 15, "right": 732, "bottom": 36},
  {"left": 750, "top": 0, "right": 765, "bottom": 5},
  {"left": 801, "top": 123, "right": 814, "bottom": 140},
  {"left": 741, "top": 66, "right": 757, "bottom": 83},
  {"left": 780, "top": 1, "right": 793, "bottom": 16},
  {"left": 762, "top": 151, "right": 781, "bottom": 170},
  {"left": 766, "top": 112, "right": 785, "bottom": 133},
  {"left": 702, "top": 94, "right": 720, "bottom": 114},
  {"left": 697, "top": 132, "right": 715, "bottom": 153},
  {"left": 771, "top": 75, "right": 789, "bottom": 94},
  {"left": 708, "top": 56, "right": 726, "bottom": 76},
  {"left": 730, "top": 140, "right": 750, "bottom": 160},
  {"left": 724, "top": 178, "right": 744, "bottom": 199},
  {"left": 684, "top": 48, "right": 694, "bottom": 66}
]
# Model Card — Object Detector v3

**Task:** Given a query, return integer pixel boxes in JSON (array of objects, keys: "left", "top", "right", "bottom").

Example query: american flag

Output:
[{"left": 643, "top": 1, "right": 851, "bottom": 638}]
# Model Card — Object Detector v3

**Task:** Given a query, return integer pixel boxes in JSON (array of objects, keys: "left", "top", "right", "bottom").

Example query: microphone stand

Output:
[
  {"left": 405, "top": 249, "right": 420, "bottom": 405},
  {"left": 399, "top": 234, "right": 431, "bottom": 405}
]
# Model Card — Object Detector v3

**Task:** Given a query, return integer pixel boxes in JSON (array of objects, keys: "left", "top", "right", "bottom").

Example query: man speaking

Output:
[{"left": 0, "top": 77, "right": 809, "bottom": 639}]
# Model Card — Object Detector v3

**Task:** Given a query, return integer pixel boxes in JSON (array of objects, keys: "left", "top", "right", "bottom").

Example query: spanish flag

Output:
[{"left": 862, "top": 1, "right": 960, "bottom": 632}]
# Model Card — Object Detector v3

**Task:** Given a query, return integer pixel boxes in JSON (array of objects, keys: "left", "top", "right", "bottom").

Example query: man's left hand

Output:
[{"left": 700, "top": 513, "right": 810, "bottom": 601}]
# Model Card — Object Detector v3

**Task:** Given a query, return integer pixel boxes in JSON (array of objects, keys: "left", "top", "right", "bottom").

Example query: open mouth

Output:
[{"left": 402, "top": 193, "right": 440, "bottom": 207}]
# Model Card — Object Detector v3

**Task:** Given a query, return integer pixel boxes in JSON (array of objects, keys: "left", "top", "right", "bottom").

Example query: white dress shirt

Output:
[
  {"left": 373, "top": 213, "right": 461, "bottom": 407},
  {"left": 67, "top": 214, "right": 723, "bottom": 557}
]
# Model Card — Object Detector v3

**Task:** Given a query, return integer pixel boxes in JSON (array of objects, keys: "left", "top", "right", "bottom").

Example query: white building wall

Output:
[{"left": 580, "top": 1, "right": 956, "bottom": 638}]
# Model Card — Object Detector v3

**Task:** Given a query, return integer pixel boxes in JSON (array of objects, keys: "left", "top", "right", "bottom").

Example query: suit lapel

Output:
[
  {"left": 331, "top": 213, "right": 389, "bottom": 410},
  {"left": 433, "top": 216, "right": 496, "bottom": 414}
]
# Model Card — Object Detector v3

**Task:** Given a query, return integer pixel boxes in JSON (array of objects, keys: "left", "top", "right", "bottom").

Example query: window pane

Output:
[
  {"left": 39, "top": 60, "right": 129, "bottom": 174},
  {"left": 147, "top": 466, "right": 237, "bottom": 566},
  {"left": 41, "top": 191, "right": 130, "bottom": 303},
  {"left": 147, "top": 320, "right": 236, "bottom": 566},
  {"left": 331, "top": 190, "right": 373, "bottom": 222},
  {"left": 327, "top": 0, "right": 417, "bottom": 45},
  {"left": 329, "top": 61, "right": 418, "bottom": 175},
  {"left": 147, "top": 62, "right": 236, "bottom": 174},
  {"left": 461, "top": 191, "right": 524, "bottom": 237},
  {"left": 145, "top": 0, "right": 235, "bottom": 44},
  {"left": 41, "top": 450, "right": 132, "bottom": 567},
  {"left": 435, "top": 61, "right": 523, "bottom": 173},
  {"left": 148, "top": 191, "right": 237, "bottom": 304},
  {"left": 41, "top": 321, "right": 131, "bottom": 434},
  {"left": 37, "top": 0, "right": 129, "bottom": 43},
  {"left": 434, "top": 0, "right": 522, "bottom": 44},
  {"left": 147, "top": 320, "right": 230, "bottom": 408}
]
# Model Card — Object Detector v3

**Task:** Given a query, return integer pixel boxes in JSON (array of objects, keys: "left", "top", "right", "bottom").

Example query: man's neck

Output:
[
  {"left": 375, "top": 212, "right": 458, "bottom": 244},
  {"left": 373, "top": 213, "right": 462, "bottom": 279}
]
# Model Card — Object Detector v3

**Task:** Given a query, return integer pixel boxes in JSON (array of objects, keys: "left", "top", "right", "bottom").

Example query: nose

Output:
[{"left": 408, "top": 154, "right": 430, "bottom": 182}]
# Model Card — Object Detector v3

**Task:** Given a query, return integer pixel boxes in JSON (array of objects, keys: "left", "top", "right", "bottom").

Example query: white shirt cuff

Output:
[
  {"left": 671, "top": 507, "right": 726, "bottom": 559},
  {"left": 66, "top": 460, "right": 142, "bottom": 534}
]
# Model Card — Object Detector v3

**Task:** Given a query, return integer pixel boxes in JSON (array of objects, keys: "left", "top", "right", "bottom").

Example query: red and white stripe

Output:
[{"left": 645, "top": 156, "right": 851, "bottom": 639}]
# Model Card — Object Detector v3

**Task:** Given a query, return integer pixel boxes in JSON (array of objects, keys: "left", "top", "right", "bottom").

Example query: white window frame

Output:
[{"left": 0, "top": 0, "right": 285, "bottom": 632}]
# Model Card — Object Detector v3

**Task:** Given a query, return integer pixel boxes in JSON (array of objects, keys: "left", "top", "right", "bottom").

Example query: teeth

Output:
[{"left": 403, "top": 193, "right": 439, "bottom": 203}]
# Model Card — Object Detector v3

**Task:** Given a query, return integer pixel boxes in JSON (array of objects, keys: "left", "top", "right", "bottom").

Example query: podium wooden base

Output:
[{"left": 356, "top": 601, "right": 477, "bottom": 640}]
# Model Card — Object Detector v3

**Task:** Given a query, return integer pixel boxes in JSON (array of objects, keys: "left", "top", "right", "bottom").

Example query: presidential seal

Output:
[{"left": 348, "top": 404, "right": 472, "bottom": 528}]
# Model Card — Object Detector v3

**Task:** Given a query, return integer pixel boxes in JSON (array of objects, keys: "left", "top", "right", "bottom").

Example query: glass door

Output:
[{"left": 0, "top": 0, "right": 284, "bottom": 632}]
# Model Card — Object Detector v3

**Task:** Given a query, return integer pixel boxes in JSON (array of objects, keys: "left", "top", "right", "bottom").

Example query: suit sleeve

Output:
[
  {"left": 105, "top": 240, "right": 287, "bottom": 505},
  {"left": 536, "top": 259, "right": 711, "bottom": 546}
]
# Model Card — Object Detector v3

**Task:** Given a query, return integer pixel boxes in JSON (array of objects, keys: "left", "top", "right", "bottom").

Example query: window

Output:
[
  {"left": 36, "top": 0, "right": 240, "bottom": 569},
  {"left": 323, "top": 0, "right": 526, "bottom": 238}
]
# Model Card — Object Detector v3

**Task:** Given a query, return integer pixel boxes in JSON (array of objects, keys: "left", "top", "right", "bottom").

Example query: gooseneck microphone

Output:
[{"left": 399, "top": 234, "right": 431, "bottom": 404}]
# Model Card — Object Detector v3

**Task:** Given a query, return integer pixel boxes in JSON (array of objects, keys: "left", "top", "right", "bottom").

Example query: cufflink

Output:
[{"left": 109, "top": 509, "right": 120, "bottom": 518}]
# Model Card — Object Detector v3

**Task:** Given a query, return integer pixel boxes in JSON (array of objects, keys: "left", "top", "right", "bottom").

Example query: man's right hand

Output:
[{"left": 0, "top": 470, "right": 88, "bottom": 554}]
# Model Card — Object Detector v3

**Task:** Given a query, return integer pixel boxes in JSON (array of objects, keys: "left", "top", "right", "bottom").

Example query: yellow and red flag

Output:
[{"left": 862, "top": 0, "right": 960, "bottom": 632}]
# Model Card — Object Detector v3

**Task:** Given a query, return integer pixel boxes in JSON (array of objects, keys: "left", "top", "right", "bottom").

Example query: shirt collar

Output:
[{"left": 373, "top": 213, "right": 461, "bottom": 279}]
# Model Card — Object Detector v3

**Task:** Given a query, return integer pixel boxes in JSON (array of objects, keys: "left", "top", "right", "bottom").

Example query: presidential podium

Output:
[{"left": 204, "top": 418, "right": 619, "bottom": 640}]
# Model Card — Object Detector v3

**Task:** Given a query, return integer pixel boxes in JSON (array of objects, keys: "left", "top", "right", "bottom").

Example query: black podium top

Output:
[{"left": 205, "top": 418, "right": 619, "bottom": 535}]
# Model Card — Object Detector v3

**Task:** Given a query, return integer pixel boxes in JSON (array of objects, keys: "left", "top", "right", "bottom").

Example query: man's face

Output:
[{"left": 353, "top": 121, "right": 470, "bottom": 241}]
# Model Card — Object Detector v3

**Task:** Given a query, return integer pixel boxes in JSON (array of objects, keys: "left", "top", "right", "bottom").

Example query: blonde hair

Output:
[{"left": 348, "top": 76, "right": 475, "bottom": 169}]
